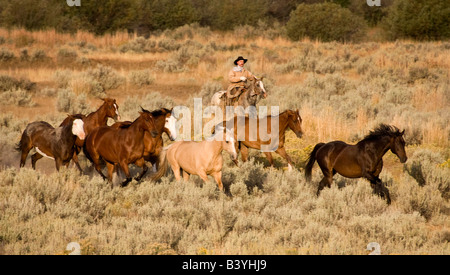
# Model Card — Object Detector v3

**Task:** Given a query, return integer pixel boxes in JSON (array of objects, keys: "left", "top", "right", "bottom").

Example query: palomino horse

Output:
[
  {"left": 83, "top": 109, "right": 158, "bottom": 187},
  {"left": 305, "top": 124, "right": 407, "bottom": 204},
  {"left": 111, "top": 108, "right": 177, "bottom": 170},
  {"left": 60, "top": 98, "right": 120, "bottom": 172},
  {"left": 211, "top": 76, "right": 267, "bottom": 112},
  {"left": 151, "top": 127, "right": 237, "bottom": 191},
  {"left": 16, "top": 115, "right": 86, "bottom": 171},
  {"left": 219, "top": 109, "right": 303, "bottom": 171}
]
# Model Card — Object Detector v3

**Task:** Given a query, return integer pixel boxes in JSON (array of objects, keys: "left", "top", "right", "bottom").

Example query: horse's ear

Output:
[{"left": 401, "top": 129, "right": 405, "bottom": 136}]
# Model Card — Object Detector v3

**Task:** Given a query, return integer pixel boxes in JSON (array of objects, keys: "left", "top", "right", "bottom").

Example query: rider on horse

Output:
[{"left": 227, "top": 56, "right": 254, "bottom": 98}]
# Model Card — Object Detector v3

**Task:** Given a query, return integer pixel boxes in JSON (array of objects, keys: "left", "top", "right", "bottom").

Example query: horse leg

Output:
[
  {"left": 171, "top": 162, "right": 182, "bottom": 181},
  {"left": 19, "top": 147, "right": 32, "bottom": 168},
  {"left": 72, "top": 148, "right": 83, "bottom": 174},
  {"left": 134, "top": 158, "right": 148, "bottom": 182},
  {"left": 31, "top": 153, "right": 43, "bottom": 170},
  {"left": 240, "top": 144, "right": 249, "bottom": 162},
  {"left": 365, "top": 161, "right": 390, "bottom": 204},
  {"left": 92, "top": 158, "right": 108, "bottom": 181},
  {"left": 275, "top": 147, "right": 294, "bottom": 171},
  {"left": 54, "top": 157, "right": 63, "bottom": 171},
  {"left": 316, "top": 159, "right": 333, "bottom": 196},
  {"left": 182, "top": 170, "right": 190, "bottom": 181},
  {"left": 106, "top": 162, "right": 115, "bottom": 183},
  {"left": 263, "top": 152, "right": 274, "bottom": 167},
  {"left": 198, "top": 171, "right": 210, "bottom": 184},
  {"left": 212, "top": 171, "right": 223, "bottom": 191},
  {"left": 119, "top": 161, "right": 132, "bottom": 187}
]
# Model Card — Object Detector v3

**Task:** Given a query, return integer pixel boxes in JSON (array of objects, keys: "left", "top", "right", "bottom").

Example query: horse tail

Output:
[
  {"left": 305, "top": 143, "right": 325, "bottom": 182},
  {"left": 15, "top": 130, "right": 31, "bottom": 153},
  {"left": 151, "top": 147, "right": 169, "bottom": 181}
]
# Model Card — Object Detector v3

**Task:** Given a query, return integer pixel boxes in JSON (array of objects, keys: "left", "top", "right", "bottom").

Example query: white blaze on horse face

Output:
[
  {"left": 225, "top": 129, "right": 238, "bottom": 160},
  {"left": 114, "top": 104, "right": 121, "bottom": 120},
  {"left": 165, "top": 115, "right": 177, "bottom": 140},
  {"left": 258, "top": 80, "right": 267, "bottom": 94},
  {"left": 72, "top": 119, "right": 86, "bottom": 140}
]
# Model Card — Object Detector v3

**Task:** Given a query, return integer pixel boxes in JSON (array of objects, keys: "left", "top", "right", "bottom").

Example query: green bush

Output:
[
  {"left": 286, "top": 3, "right": 367, "bottom": 42},
  {"left": 382, "top": 0, "right": 450, "bottom": 40}
]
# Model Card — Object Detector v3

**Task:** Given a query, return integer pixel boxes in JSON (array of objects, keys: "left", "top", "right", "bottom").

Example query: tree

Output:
[
  {"left": 286, "top": 2, "right": 367, "bottom": 42},
  {"left": 382, "top": 0, "right": 450, "bottom": 40}
]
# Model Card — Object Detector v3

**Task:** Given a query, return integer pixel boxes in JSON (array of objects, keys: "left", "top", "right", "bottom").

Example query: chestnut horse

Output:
[
  {"left": 60, "top": 98, "right": 120, "bottom": 172},
  {"left": 305, "top": 124, "right": 407, "bottom": 204},
  {"left": 151, "top": 127, "right": 237, "bottom": 191},
  {"left": 83, "top": 109, "right": 158, "bottom": 187},
  {"left": 111, "top": 108, "right": 177, "bottom": 171},
  {"left": 16, "top": 115, "right": 86, "bottom": 171},
  {"left": 219, "top": 109, "right": 303, "bottom": 170}
]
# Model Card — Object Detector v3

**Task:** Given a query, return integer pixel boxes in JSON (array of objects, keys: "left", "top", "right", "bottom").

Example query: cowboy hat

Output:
[{"left": 234, "top": 56, "right": 248, "bottom": 65}]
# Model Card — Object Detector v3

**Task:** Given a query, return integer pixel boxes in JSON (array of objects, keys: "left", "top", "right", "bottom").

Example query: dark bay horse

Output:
[
  {"left": 16, "top": 115, "right": 86, "bottom": 171},
  {"left": 111, "top": 108, "right": 177, "bottom": 170},
  {"left": 305, "top": 124, "right": 407, "bottom": 204},
  {"left": 60, "top": 98, "right": 120, "bottom": 172},
  {"left": 219, "top": 109, "right": 303, "bottom": 170},
  {"left": 83, "top": 109, "right": 158, "bottom": 187}
]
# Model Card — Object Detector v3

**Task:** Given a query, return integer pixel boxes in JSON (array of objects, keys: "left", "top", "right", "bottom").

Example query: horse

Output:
[
  {"left": 305, "top": 124, "right": 407, "bottom": 204},
  {"left": 211, "top": 76, "right": 267, "bottom": 112},
  {"left": 83, "top": 109, "right": 158, "bottom": 187},
  {"left": 151, "top": 127, "right": 237, "bottom": 191},
  {"left": 59, "top": 98, "right": 120, "bottom": 172},
  {"left": 219, "top": 109, "right": 303, "bottom": 171},
  {"left": 16, "top": 115, "right": 86, "bottom": 171},
  {"left": 111, "top": 108, "right": 177, "bottom": 170}
]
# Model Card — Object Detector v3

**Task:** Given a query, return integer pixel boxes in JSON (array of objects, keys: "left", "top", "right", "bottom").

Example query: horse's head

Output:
[
  {"left": 68, "top": 115, "right": 86, "bottom": 140},
  {"left": 390, "top": 129, "right": 407, "bottom": 163},
  {"left": 245, "top": 76, "right": 267, "bottom": 99},
  {"left": 287, "top": 109, "right": 303, "bottom": 138},
  {"left": 139, "top": 108, "right": 158, "bottom": 138},
  {"left": 162, "top": 108, "right": 177, "bottom": 141},
  {"left": 102, "top": 98, "right": 121, "bottom": 121},
  {"left": 254, "top": 77, "right": 267, "bottom": 99},
  {"left": 210, "top": 126, "right": 238, "bottom": 161}
]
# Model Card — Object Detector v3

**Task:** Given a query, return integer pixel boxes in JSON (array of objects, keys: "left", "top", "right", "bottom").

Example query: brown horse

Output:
[
  {"left": 219, "top": 109, "right": 303, "bottom": 170},
  {"left": 111, "top": 108, "right": 177, "bottom": 170},
  {"left": 305, "top": 124, "right": 407, "bottom": 204},
  {"left": 212, "top": 76, "right": 267, "bottom": 113},
  {"left": 16, "top": 115, "right": 86, "bottom": 171},
  {"left": 151, "top": 127, "right": 237, "bottom": 191},
  {"left": 60, "top": 98, "right": 120, "bottom": 172},
  {"left": 83, "top": 109, "right": 158, "bottom": 187}
]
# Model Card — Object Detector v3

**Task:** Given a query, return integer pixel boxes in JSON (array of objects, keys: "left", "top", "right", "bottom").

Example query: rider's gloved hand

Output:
[{"left": 240, "top": 76, "right": 247, "bottom": 81}]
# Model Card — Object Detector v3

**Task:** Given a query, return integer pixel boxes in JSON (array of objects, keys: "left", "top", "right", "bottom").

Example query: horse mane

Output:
[
  {"left": 362, "top": 124, "right": 401, "bottom": 141},
  {"left": 150, "top": 109, "right": 166, "bottom": 117}
]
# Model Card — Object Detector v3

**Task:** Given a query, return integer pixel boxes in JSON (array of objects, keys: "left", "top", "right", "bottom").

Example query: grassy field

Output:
[{"left": 0, "top": 26, "right": 449, "bottom": 255}]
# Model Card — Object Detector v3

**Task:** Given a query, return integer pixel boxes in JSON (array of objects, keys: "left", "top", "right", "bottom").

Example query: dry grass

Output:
[{"left": 0, "top": 27, "right": 449, "bottom": 255}]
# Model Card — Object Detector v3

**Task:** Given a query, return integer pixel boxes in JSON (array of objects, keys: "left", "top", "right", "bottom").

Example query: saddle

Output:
[{"left": 225, "top": 86, "right": 246, "bottom": 99}]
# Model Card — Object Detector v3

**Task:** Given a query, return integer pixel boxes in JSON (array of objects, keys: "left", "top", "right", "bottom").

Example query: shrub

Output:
[
  {"left": 57, "top": 47, "right": 78, "bottom": 60},
  {"left": 0, "top": 74, "right": 35, "bottom": 91},
  {"left": 128, "top": 70, "right": 154, "bottom": 87},
  {"left": 0, "top": 48, "right": 15, "bottom": 62},
  {"left": 87, "top": 64, "right": 125, "bottom": 90},
  {"left": 286, "top": 3, "right": 367, "bottom": 42},
  {"left": 0, "top": 88, "right": 35, "bottom": 107},
  {"left": 56, "top": 89, "right": 88, "bottom": 114},
  {"left": 382, "top": 0, "right": 450, "bottom": 40}
]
